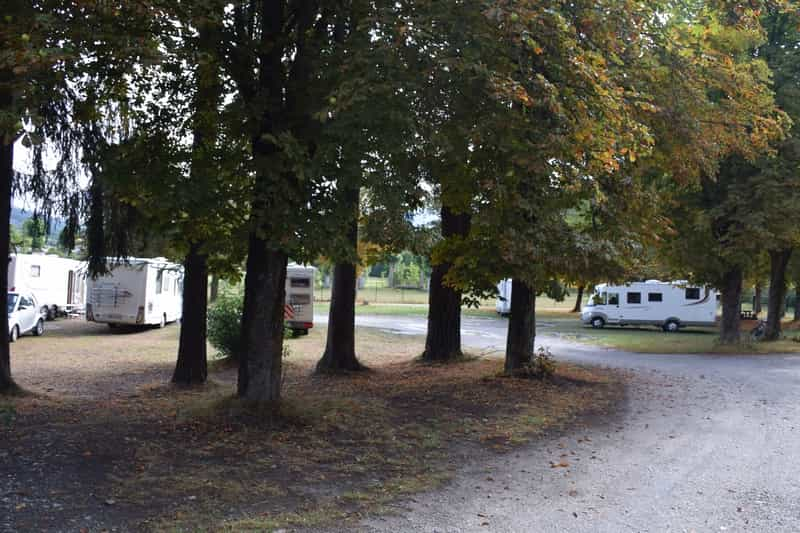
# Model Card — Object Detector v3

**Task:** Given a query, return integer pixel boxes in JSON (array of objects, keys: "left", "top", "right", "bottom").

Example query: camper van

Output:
[
  {"left": 285, "top": 264, "right": 315, "bottom": 335},
  {"left": 581, "top": 280, "right": 718, "bottom": 331},
  {"left": 8, "top": 253, "right": 85, "bottom": 318},
  {"left": 496, "top": 278, "right": 512, "bottom": 315},
  {"left": 86, "top": 258, "right": 183, "bottom": 328}
]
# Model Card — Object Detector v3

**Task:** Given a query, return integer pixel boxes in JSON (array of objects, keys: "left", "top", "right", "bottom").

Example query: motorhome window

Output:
[
  {"left": 685, "top": 288, "right": 701, "bottom": 300},
  {"left": 30, "top": 265, "right": 41, "bottom": 277},
  {"left": 627, "top": 292, "right": 641, "bottom": 304},
  {"left": 156, "top": 270, "right": 164, "bottom": 293},
  {"left": 590, "top": 292, "right": 607, "bottom": 306},
  {"left": 648, "top": 292, "right": 663, "bottom": 302},
  {"left": 608, "top": 293, "right": 619, "bottom": 305},
  {"left": 290, "top": 278, "right": 311, "bottom": 288}
]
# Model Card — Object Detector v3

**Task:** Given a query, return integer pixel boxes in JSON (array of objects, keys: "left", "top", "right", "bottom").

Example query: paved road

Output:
[{"left": 317, "top": 313, "right": 800, "bottom": 532}]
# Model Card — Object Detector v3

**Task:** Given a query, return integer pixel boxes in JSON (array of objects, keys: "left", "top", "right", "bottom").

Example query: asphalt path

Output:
[{"left": 315, "top": 313, "right": 800, "bottom": 532}]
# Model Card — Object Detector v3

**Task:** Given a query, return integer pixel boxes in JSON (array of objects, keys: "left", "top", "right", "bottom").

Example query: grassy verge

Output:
[{"left": 2, "top": 320, "right": 621, "bottom": 532}]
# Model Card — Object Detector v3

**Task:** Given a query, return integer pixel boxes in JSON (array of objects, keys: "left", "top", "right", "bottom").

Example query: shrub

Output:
[{"left": 208, "top": 292, "right": 244, "bottom": 360}]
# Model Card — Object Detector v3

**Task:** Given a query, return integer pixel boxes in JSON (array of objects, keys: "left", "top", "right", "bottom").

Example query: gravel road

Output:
[{"left": 316, "top": 313, "right": 800, "bottom": 532}]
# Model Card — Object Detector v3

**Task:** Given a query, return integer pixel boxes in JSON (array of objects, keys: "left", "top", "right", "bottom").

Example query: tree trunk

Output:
[
  {"left": 764, "top": 248, "right": 792, "bottom": 341},
  {"left": 209, "top": 275, "right": 219, "bottom": 303},
  {"left": 0, "top": 115, "right": 16, "bottom": 394},
  {"left": 422, "top": 204, "right": 470, "bottom": 362},
  {"left": 570, "top": 285, "right": 585, "bottom": 313},
  {"left": 505, "top": 279, "right": 536, "bottom": 374},
  {"left": 719, "top": 266, "right": 743, "bottom": 344},
  {"left": 172, "top": 243, "right": 209, "bottom": 385},
  {"left": 795, "top": 284, "right": 800, "bottom": 322},
  {"left": 754, "top": 284, "right": 762, "bottom": 316},
  {"left": 237, "top": 235, "right": 287, "bottom": 403},
  {"left": 317, "top": 186, "right": 364, "bottom": 373}
]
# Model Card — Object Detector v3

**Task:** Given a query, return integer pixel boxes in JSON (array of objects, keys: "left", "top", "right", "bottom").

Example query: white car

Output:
[{"left": 7, "top": 292, "right": 46, "bottom": 342}]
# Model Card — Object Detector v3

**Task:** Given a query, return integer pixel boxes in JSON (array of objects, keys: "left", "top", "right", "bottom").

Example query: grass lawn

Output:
[{"left": 1, "top": 318, "right": 621, "bottom": 532}]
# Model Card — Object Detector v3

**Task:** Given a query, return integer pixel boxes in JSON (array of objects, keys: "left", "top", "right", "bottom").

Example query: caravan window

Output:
[
  {"left": 608, "top": 293, "right": 620, "bottom": 305},
  {"left": 685, "top": 288, "right": 701, "bottom": 300},
  {"left": 627, "top": 292, "right": 641, "bottom": 304},
  {"left": 648, "top": 292, "right": 663, "bottom": 302},
  {"left": 290, "top": 278, "right": 311, "bottom": 289},
  {"left": 30, "top": 265, "right": 41, "bottom": 277},
  {"left": 156, "top": 270, "right": 164, "bottom": 293}
]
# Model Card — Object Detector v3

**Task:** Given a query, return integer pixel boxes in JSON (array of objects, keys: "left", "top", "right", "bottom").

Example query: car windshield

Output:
[{"left": 7, "top": 294, "right": 18, "bottom": 314}]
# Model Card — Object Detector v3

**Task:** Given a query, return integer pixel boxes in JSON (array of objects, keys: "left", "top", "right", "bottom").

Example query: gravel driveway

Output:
[{"left": 316, "top": 313, "right": 800, "bottom": 532}]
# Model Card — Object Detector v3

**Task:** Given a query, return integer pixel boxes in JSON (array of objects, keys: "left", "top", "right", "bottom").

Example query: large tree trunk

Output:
[
  {"left": 570, "top": 285, "right": 585, "bottom": 313},
  {"left": 172, "top": 243, "right": 209, "bottom": 385},
  {"left": 422, "top": 204, "right": 470, "bottom": 362},
  {"left": 795, "top": 284, "right": 800, "bottom": 322},
  {"left": 505, "top": 279, "right": 536, "bottom": 374},
  {"left": 764, "top": 248, "right": 793, "bottom": 341},
  {"left": 317, "top": 185, "right": 364, "bottom": 373},
  {"left": 719, "top": 266, "right": 743, "bottom": 344},
  {"left": 237, "top": 236, "right": 287, "bottom": 403},
  {"left": 0, "top": 114, "right": 16, "bottom": 394}
]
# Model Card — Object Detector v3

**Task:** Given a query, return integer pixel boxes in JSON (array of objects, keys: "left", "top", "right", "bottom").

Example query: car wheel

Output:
[
  {"left": 664, "top": 320, "right": 680, "bottom": 333},
  {"left": 9, "top": 326, "right": 19, "bottom": 343},
  {"left": 591, "top": 317, "right": 605, "bottom": 329},
  {"left": 33, "top": 319, "right": 44, "bottom": 337}
]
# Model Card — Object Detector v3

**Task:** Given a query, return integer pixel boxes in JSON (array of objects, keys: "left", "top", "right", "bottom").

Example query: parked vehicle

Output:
[
  {"left": 8, "top": 253, "right": 85, "bottom": 319},
  {"left": 581, "top": 280, "right": 718, "bottom": 331},
  {"left": 285, "top": 264, "right": 315, "bottom": 335},
  {"left": 495, "top": 278, "right": 512, "bottom": 316},
  {"left": 7, "top": 291, "right": 46, "bottom": 342},
  {"left": 86, "top": 258, "right": 183, "bottom": 328}
]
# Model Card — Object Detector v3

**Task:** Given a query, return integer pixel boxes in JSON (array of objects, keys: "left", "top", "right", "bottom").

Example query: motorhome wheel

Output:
[
  {"left": 664, "top": 320, "right": 680, "bottom": 332},
  {"left": 591, "top": 317, "right": 605, "bottom": 329}
]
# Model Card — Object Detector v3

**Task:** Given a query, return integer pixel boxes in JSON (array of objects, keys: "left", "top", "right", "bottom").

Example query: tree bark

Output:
[
  {"left": 795, "top": 284, "right": 800, "bottom": 322},
  {"left": 317, "top": 185, "right": 364, "bottom": 373},
  {"left": 209, "top": 275, "right": 219, "bottom": 303},
  {"left": 422, "top": 204, "right": 470, "bottom": 362},
  {"left": 570, "top": 285, "right": 585, "bottom": 313},
  {"left": 719, "top": 266, "right": 743, "bottom": 344},
  {"left": 0, "top": 112, "right": 17, "bottom": 394},
  {"left": 764, "top": 248, "right": 793, "bottom": 341},
  {"left": 237, "top": 237, "right": 288, "bottom": 403},
  {"left": 505, "top": 279, "right": 536, "bottom": 374},
  {"left": 172, "top": 243, "right": 209, "bottom": 385}
]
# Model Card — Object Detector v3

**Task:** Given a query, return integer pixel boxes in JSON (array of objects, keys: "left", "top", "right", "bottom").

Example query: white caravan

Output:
[
  {"left": 8, "top": 253, "right": 85, "bottom": 318},
  {"left": 496, "top": 278, "right": 512, "bottom": 315},
  {"left": 581, "top": 280, "right": 718, "bottom": 331},
  {"left": 86, "top": 258, "right": 183, "bottom": 327},
  {"left": 285, "top": 264, "right": 315, "bottom": 335}
]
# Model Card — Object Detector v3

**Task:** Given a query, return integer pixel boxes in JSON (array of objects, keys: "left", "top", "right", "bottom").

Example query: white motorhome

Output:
[
  {"left": 86, "top": 258, "right": 183, "bottom": 328},
  {"left": 285, "top": 264, "right": 315, "bottom": 335},
  {"left": 8, "top": 253, "right": 85, "bottom": 318},
  {"left": 581, "top": 280, "right": 718, "bottom": 331},
  {"left": 496, "top": 278, "right": 512, "bottom": 315}
]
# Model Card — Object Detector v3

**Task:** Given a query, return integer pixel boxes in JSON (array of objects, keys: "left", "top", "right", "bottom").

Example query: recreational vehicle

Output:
[
  {"left": 86, "top": 258, "right": 183, "bottom": 328},
  {"left": 285, "top": 264, "right": 315, "bottom": 335},
  {"left": 8, "top": 253, "right": 85, "bottom": 318},
  {"left": 496, "top": 278, "right": 512, "bottom": 315},
  {"left": 581, "top": 280, "right": 718, "bottom": 331}
]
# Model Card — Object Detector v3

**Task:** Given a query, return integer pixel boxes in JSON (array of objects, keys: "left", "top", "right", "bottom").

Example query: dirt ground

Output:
[{"left": 0, "top": 319, "right": 623, "bottom": 532}]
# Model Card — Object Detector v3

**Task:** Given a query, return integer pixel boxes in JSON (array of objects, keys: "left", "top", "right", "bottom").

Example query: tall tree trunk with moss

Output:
[
  {"left": 505, "top": 279, "right": 536, "bottom": 374},
  {"left": 719, "top": 267, "right": 743, "bottom": 344},
  {"left": 422, "top": 205, "right": 470, "bottom": 362},
  {"left": 571, "top": 285, "right": 585, "bottom": 313},
  {"left": 764, "top": 248, "right": 792, "bottom": 341},
  {"left": 0, "top": 86, "right": 16, "bottom": 393},
  {"left": 173, "top": 243, "right": 209, "bottom": 384},
  {"left": 317, "top": 185, "right": 364, "bottom": 373}
]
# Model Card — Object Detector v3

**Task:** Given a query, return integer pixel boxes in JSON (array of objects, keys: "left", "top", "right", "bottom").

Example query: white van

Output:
[
  {"left": 86, "top": 258, "right": 183, "bottom": 328},
  {"left": 581, "top": 280, "right": 718, "bottom": 331},
  {"left": 285, "top": 264, "right": 315, "bottom": 335},
  {"left": 496, "top": 278, "right": 512, "bottom": 315},
  {"left": 8, "top": 253, "right": 85, "bottom": 318}
]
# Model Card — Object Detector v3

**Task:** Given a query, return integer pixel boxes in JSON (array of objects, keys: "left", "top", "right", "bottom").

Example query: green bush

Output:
[{"left": 208, "top": 292, "right": 244, "bottom": 360}]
